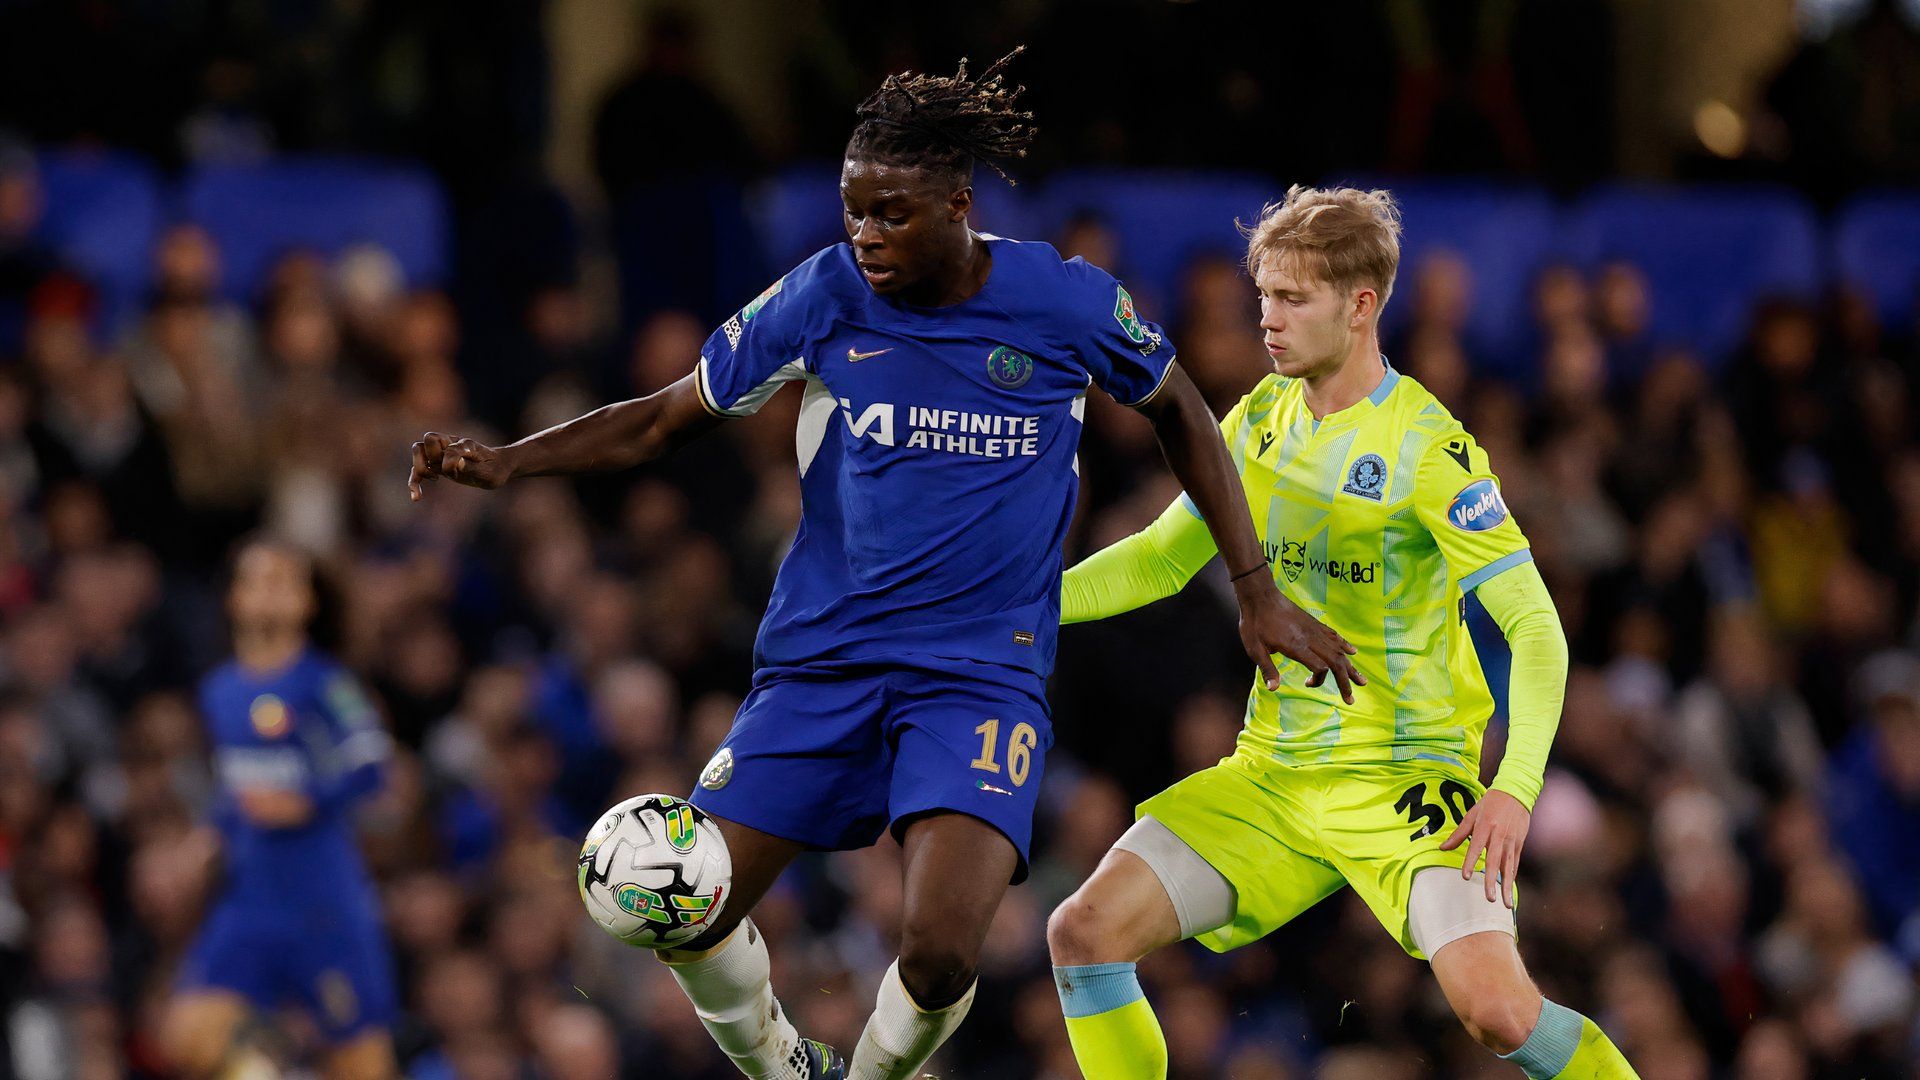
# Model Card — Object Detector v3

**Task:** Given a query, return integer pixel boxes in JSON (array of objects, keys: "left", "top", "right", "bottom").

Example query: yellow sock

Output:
[
  {"left": 1502, "top": 1000, "right": 1638, "bottom": 1080},
  {"left": 1554, "top": 1018, "right": 1638, "bottom": 1079},
  {"left": 1054, "top": 963, "right": 1167, "bottom": 1080}
]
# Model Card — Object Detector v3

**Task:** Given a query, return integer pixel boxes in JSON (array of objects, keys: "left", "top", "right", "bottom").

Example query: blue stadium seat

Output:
[
  {"left": 748, "top": 161, "right": 1036, "bottom": 273},
  {"left": 611, "top": 174, "right": 770, "bottom": 330},
  {"left": 1029, "top": 169, "right": 1276, "bottom": 321},
  {"left": 181, "top": 158, "right": 449, "bottom": 300},
  {"left": 34, "top": 149, "right": 165, "bottom": 332},
  {"left": 749, "top": 164, "right": 843, "bottom": 272},
  {"left": 1370, "top": 180, "right": 1563, "bottom": 373},
  {"left": 1833, "top": 192, "right": 1920, "bottom": 330},
  {"left": 1565, "top": 185, "right": 1822, "bottom": 361}
]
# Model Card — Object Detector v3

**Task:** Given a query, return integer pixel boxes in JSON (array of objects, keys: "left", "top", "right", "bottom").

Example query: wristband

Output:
[{"left": 1228, "top": 563, "right": 1268, "bottom": 584}]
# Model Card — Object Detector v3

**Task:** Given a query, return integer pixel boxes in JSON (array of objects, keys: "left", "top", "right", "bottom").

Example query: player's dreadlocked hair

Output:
[{"left": 847, "top": 47, "right": 1038, "bottom": 186}]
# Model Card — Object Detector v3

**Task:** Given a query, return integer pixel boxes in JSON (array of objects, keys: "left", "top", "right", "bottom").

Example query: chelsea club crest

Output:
[
  {"left": 1342, "top": 453, "right": 1387, "bottom": 501},
  {"left": 986, "top": 346, "right": 1033, "bottom": 390}
]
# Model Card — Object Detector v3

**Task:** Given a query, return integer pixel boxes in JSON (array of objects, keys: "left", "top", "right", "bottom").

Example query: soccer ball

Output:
[{"left": 577, "top": 794, "right": 731, "bottom": 949}]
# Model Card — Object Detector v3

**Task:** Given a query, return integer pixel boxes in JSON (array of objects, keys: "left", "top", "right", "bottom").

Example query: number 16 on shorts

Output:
[{"left": 971, "top": 718, "right": 1039, "bottom": 793}]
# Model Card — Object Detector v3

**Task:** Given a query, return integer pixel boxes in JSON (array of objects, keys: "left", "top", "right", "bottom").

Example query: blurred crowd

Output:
[
  {"left": 0, "top": 2, "right": 1914, "bottom": 1078},
  {"left": 1, "top": 127, "right": 1918, "bottom": 1080}
]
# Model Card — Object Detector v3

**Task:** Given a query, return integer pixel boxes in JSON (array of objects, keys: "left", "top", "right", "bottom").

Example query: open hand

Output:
[
  {"left": 1439, "top": 788, "right": 1529, "bottom": 908},
  {"left": 408, "top": 432, "right": 515, "bottom": 500},
  {"left": 1236, "top": 579, "right": 1365, "bottom": 702}
]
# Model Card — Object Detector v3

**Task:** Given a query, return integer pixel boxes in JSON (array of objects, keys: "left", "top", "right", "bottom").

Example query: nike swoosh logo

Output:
[
  {"left": 1444, "top": 440, "right": 1472, "bottom": 471},
  {"left": 847, "top": 347, "right": 893, "bottom": 363},
  {"left": 1258, "top": 432, "right": 1276, "bottom": 457}
]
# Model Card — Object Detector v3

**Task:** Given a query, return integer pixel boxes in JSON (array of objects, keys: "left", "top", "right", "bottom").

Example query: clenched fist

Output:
[{"left": 407, "top": 432, "right": 516, "bottom": 500}]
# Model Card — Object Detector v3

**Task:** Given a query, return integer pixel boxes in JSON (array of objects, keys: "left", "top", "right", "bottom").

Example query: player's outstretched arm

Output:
[
  {"left": 1439, "top": 560, "right": 1568, "bottom": 908},
  {"left": 407, "top": 372, "right": 722, "bottom": 500},
  {"left": 1062, "top": 494, "right": 1216, "bottom": 623},
  {"left": 1131, "top": 366, "right": 1363, "bottom": 701}
]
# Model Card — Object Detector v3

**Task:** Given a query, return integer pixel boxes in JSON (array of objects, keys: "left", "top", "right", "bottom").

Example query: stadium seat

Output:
[
  {"left": 1366, "top": 180, "right": 1563, "bottom": 373},
  {"left": 1028, "top": 168, "right": 1276, "bottom": 321},
  {"left": 1833, "top": 191, "right": 1920, "bottom": 330},
  {"left": 181, "top": 157, "right": 449, "bottom": 300},
  {"left": 749, "top": 164, "right": 844, "bottom": 272},
  {"left": 611, "top": 173, "right": 772, "bottom": 329},
  {"left": 1564, "top": 184, "right": 1823, "bottom": 361},
  {"left": 33, "top": 149, "right": 165, "bottom": 332}
]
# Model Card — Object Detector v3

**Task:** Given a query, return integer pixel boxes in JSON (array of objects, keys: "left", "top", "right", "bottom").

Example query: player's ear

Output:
[
  {"left": 947, "top": 184, "right": 973, "bottom": 223},
  {"left": 1350, "top": 287, "right": 1377, "bottom": 328}
]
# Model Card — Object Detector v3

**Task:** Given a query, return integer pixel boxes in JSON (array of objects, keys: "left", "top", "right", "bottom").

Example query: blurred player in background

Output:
[
  {"left": 1046, "top": 187, "right": 1638, "bottom": 1080},
  {"left": 408, "top": 50, "right": 1360, "bottom": 1080},
  {"left": 162, "top": 539, "right": 397, "bottom": 1080}
]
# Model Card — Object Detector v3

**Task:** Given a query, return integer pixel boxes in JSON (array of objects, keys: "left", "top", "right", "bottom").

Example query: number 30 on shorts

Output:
[
  {"left": 1394, "top": 779, "right": 1477, "bottom": 842},
  {"left": 971, "top": 719, "right": 1038, "bottom": 787}
]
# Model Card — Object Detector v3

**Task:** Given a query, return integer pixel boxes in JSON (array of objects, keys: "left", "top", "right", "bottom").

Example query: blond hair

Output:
[{"left": 1243, "top": 185, "right": 1403, "bottom": 313}]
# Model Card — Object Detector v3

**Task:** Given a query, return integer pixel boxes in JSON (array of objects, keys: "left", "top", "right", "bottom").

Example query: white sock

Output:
[
  {"left": 848, "top": 960, "right": 976, "bottom": 1080},
  {"left": 661, "top": 921, "right": 808, "bottom": 1080}
]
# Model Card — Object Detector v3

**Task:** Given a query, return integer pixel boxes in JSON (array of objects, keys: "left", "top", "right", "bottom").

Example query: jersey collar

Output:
[{"left": 1310, "top": 354, "right": 1399, "bottom": 432}]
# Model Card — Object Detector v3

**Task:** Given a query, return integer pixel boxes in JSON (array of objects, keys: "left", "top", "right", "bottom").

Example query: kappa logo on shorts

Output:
[{"left": 700, "top": 747, "right": 735, "bottom": 791}]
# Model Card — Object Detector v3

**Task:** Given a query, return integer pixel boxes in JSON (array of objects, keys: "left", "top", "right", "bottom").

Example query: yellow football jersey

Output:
[{"left": 1155, "top": 360, "right": 1530, "bottom": 776}]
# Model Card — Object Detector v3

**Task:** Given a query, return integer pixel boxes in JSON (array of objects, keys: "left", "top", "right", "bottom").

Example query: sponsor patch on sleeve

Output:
[
  {"left": 1447, "top": 479, "right": 1509, "bottom": 532},
  {"left": 1113, "top": 285, "right": 1147, "bottom": 344}
]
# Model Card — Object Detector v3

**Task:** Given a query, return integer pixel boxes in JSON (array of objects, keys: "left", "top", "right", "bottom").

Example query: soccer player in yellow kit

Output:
[{"left": 1045, "top": 187, "right": 1638, "bottom": 1079}]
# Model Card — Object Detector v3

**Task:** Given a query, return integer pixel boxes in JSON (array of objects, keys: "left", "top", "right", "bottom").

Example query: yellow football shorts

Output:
[{"left": 1137, "top": 753, "right": 1496, "bottom": 958}]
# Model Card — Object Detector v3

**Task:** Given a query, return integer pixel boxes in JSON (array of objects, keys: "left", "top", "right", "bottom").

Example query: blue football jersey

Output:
[
  {"left": 199, "top": 648, "right": 391, "bottom": 912},
  {"left": 696, "top": 238, "right": 1174, "bottom": 679}
]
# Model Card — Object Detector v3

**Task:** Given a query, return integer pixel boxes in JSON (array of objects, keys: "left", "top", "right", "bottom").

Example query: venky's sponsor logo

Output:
[{"left": 1447, "top": 479, "right": 1509, "bottom": 532}]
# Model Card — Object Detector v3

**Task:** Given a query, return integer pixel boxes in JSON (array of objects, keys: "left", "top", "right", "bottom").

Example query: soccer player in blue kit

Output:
[
  {"left": 407, "top": 51, "right": 1359, "bottom": 1079},
  {"left": 164, "top": 538, "right": 398, "bottom": 1079}
]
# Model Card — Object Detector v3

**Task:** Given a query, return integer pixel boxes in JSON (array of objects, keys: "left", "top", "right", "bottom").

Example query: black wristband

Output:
[{"left": 1228, "top": 563, "right": 1268, "bottom": 584}]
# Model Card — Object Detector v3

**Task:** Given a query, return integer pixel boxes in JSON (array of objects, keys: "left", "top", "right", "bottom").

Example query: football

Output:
[{"left": 576, "top": 794, "right": 731, "bottom": 949}]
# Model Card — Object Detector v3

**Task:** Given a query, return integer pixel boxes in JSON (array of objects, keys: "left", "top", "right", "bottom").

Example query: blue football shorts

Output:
[
  {"left": 177, "top": 897, "right": 398, "bottom": 1043},
  {"left": 689, "top": 659, "right": 1054, "bottom": 882}
]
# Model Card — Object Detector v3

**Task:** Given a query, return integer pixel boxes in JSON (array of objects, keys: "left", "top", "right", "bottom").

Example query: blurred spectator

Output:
[
  {"left": 591, "top": 9, "right": 757, "bottom": 200},
  {"left": 1673, "top": 606, "right": 1825, "bottom": 826},
  {"left": 0, "top": 140, "right": 59, "bottom": 357},
  {"left": 1828, "top": 651, "right": 1920, "bottom": 941}
]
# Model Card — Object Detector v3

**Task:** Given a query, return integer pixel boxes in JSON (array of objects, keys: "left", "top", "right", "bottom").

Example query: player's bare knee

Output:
[
  {"left": 1045, "top": 893, "right": 1109, "bottom": 965},
  {"left": 896, "top": 937, "right": 978, "bottom": 1009},
  {"left": 1049, "top": 885, "right": 1159, "bottom": 966},
  {"left": 1457, "top": 989, "right": 1541, "bottom": 1055}
]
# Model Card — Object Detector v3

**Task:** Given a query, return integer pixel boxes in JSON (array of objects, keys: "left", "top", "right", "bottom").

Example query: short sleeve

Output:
[
  {"left": 1411, "top": 428, "right": 1533, "bottom": 591},
  {"left": 696, "top": 273, "right": 810, "bottom": 417},
  {"left": 317, "top": 668, "right": 392, "bottom": 775},
  {"left": 1068, "top": 259, "right": 1177, "bottom": 407}
]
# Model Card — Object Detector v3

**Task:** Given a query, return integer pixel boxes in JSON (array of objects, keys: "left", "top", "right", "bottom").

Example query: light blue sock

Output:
[
  {"left": 1052, "top": 961, "right": 1144, "bottom": 1018},
  {"left": 1500, "top": 999, "right": 1585, "bottom": 1079}
]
